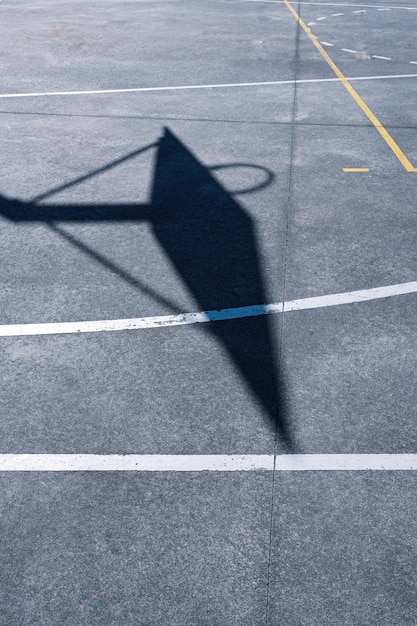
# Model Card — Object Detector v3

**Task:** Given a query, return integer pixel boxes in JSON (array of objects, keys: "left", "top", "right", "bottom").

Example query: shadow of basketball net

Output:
[{"left": 0, "top": 127, "right": 292, "bottom": 447}]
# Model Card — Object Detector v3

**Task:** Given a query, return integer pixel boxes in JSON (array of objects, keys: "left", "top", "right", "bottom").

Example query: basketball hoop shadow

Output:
[{"left": 0, "top": 127, "right": 292, "bottom": 447}]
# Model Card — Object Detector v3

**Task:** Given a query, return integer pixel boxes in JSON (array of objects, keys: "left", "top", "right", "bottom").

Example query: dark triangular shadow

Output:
[{"left": 150, "top": 128, "right": 290, "bottom": 444}]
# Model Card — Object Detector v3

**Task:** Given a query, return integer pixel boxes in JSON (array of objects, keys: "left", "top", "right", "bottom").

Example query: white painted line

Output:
[
  {"left": 346, "top": 73, "right": 417, "bottom": 81},
  {"left": 307, "top": 21, "right": 316, "bottom": 25},
  {"left": 332, "top": 13, "right": 344, "bottom": 16},
  {"left": 274, "top": 455, "right": 417, "bottom": 471},
  {"left": 410, "top": 61, "right": 417, "bottom": 64},
  {"left": 0, "top": 281, "right": 415, "bottom": 337},
  {"left": 320, "top": 41, "right": 334, "bottom": 47},
  {"left": 0, "top": 81, "right": 301, "bottom": 99},
  {"left": 288, "top": 2, "right": 416, "bottom": 9},
  {"left": 247, "top": 1, "right": 417, "bottom": 9},
  {"left": 372, "top": 55, "right": 392, "bottom": 60},
  {"left": 0, "top": 454, "right": 416, "bottom": 471},
  {"left": 341, "top": 48, "right": 358, "bottom": 54},
  {"left": 281, "top": 282, "right": 417, "bottom": 312},
  {"left": 0, "top": 74, "right": 417, "bottom": 100},
  {"left": 316, "top": 16, "right": 327, "bottom": 20},
  {"left": 352, "top": 9, "right": 367, "bottom": 13},
  {"left": 0, "top": 455, "right": 274, "bottom": 472}
]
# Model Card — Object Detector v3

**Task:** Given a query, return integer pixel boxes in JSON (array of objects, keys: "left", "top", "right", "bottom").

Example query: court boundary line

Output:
[
  {"left": 247, "top": 1, "right": 417, "bottom": 9},
  {"left": 0, "top": 74, "right": 416, "bottom": 99},
  {"left": 0, "top": 454, "right": 416, "bottom": 471},
  {"left": 0, "top": 281, "right": 415, "bottom": 337},
  {"left": 290, "top": 1, "right": 417, "bottom": 8}
]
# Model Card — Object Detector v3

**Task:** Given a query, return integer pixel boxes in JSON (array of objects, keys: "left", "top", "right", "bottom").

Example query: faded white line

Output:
[
  {"left": 0, "top": 282, "right": 415, "bottom": 337},
  {"left": 344, "top": 73, "right": 417, "bottom": 81},
  {"left": 0, "top": 454, "right": 416, "bottom": 471},
  {"left": 341, "top": 48, "right": 358, "bottom": 54},
  {"left": 0, "top": 80, "right": 303, "bottom": 99},
  {"left": 0, "top": 74, "right": 417, "bottom": 99},
  {"left": 288, "top": 1, "right": 417, "bottom": 9},
  {"left": 410, "top": 61, "right": 417, "bottom": 64},
  {"left": 320, "top": 41, "right": 334, "bottom": 47},
  {"left": 246, "top": 1, "right": 417, "bottom": 9},
  {"left": 372, "top": 55, "right": 392, "bottom": 60}
]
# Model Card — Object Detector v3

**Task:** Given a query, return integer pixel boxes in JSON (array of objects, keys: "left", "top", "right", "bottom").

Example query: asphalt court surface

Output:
[{"left": 0, "top": 0, "right": 416, "bottom": 624}]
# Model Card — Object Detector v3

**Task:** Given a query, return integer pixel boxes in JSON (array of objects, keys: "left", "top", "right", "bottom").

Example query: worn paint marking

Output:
[
  {"left": 343, "top": 168, "right": 370, "bottom": 172},
  {"left": 0, "top": 282, "right": 415, "bottom": 337},
  {"left": 1, "top": 454, "right": 417, "bottom": 471},
  {"left": 282, "top": 0, "right": 417, "bottom": 172}
]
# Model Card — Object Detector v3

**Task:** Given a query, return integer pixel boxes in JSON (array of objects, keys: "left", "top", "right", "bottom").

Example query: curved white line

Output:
[{"left": 0, "top": 281, "right": 415, "bottom": 337}]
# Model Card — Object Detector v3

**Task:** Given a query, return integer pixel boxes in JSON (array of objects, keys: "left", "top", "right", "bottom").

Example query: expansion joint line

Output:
[
  {"left": 282, "top": 0, "right": 417, "bottom": 171},
  {"left": 266, "top": 6, "right": 303, "bottom": 624}
]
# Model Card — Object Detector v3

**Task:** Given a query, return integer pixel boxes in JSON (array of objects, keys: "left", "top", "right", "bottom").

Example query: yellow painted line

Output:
[
  {"left": 343, "top": 168, "right": 370, "bottom": 172},
  {"left": 282, "top": 0, "right": 417, "bottom": 172}
]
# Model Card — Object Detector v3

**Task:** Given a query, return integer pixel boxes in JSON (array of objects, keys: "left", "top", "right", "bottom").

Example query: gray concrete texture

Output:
[{"left": 0, "top": 0, "right": 416, "bottom": 623}]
